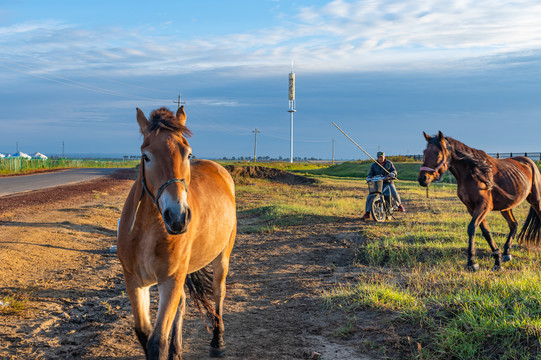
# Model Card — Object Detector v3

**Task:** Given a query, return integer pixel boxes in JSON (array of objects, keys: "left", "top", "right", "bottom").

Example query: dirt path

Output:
[{"left": 0, "top": 170, "right": 394, "bottom": 359}]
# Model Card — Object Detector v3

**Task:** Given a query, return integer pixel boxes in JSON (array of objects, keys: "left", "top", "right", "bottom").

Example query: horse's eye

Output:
[
  {"left": 143, "top": 154, "right": 150, "bottom": 162},
  {"left": 188, "top": 153, "right": 193, "bottom": 159}
]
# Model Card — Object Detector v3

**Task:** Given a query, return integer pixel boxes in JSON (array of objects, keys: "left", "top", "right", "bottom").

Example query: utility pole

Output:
[
  {"left": 252, "top": 128, "right": 261, "bottom": 162},
  {"left": 16, "top": 141, "right": 18, "bottom": 153},
  {"left": 174, "top": 94, "right": 186, "bottom": 109},
  {"left": 62, "top": 141, "right": 65, "bottom": 158},
  {"left": 332, "top": 139, "right": 335, "bottom": 164}
]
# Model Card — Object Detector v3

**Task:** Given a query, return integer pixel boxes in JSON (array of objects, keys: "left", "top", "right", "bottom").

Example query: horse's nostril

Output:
[
  {"left": 186, "top": 208, "right": 192, "bottom": 223},
  {"left": 164, "top": 209, "right": 173, "bottom": 224}
]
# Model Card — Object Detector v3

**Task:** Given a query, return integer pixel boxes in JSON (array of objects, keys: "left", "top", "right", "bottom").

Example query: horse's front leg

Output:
[
  {"left": 148, "top": 275, "right": 186, "bottom": 360},
  {"left": 466, "top": 207, "right": 490, "bottom": 272},
  {"left": 168, "top": 290, "right": 186, "bottom": 360},
  {"left": 479, "top": 219, "right": 502, "bottom": 271},
  {"left": 124, "top": 273, "right": 153, "bottom": 356},
  {"left": 466, "top": 218, "right": 480, "bottom": 271}
]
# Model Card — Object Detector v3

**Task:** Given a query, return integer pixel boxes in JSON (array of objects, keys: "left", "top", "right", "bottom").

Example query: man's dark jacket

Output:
[{"left": 367, "top": 160, "right": 397, "bottom": 184}]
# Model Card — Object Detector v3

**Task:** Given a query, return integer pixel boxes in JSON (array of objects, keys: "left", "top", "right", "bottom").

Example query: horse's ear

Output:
[
  {"left": 437, "top": 131, "right": 444, "bottom": 141},
  {"left": 423, "top": 131, "right": 431, "bottom": 142},
  {"left": 136, "top": 108, "right": 149, "bottom": 135},
  {"left": 176, "top": 106, "right": 187, "bottom": 127}
]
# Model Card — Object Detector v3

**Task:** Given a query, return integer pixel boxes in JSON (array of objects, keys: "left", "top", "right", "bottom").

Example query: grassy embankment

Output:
[
  {"left": 236, "top": 161, "right": 541, "bottom": 359},
  {"left": 220, "top": 160, "right": 435, "bottom": 182},
  {"left": 0, "top": 158, "right": 140, "bottom": 175}
]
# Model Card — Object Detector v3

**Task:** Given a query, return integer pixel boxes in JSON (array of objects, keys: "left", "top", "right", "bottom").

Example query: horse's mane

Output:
[
  {"left": 147, "top": 107, "right": 192, "bottom": 137},
  {"left": 439, "top": 137, "right": 495, "bottom": 190}
]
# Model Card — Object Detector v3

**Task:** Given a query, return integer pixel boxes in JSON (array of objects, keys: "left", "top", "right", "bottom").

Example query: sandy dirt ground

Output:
[{"left": 0, "top": 169, "right": 413, "bottom": 360}]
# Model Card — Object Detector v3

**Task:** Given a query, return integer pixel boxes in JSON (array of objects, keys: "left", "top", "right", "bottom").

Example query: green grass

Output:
[
  {"left": 324, "top": 282, "right": 421, "bottom": 312},
  {"left": 320, "top": 180, "right": 541, "bottom": 359},
  {"left": 217, "top": 160, "right": 329, "bottom": 172},
  {"left": 426, "top": 272, "right": 541, "bottom": 359},
  {"left": 236, "top": 176, "right": 361, "bottom": 233},
  {"left": 323, "top": 270, "right": 541, "bottom": 359},
  {"left": 0, "top": 158, "right": 139, "bottom": 175}
]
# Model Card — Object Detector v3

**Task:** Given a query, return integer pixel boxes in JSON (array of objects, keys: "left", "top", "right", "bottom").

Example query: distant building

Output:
[
  {"left": 33, "top": 152, "right": 48, "bottom": 160},
  {"left": 10, "top": 152, "right": 32, "bottom": 159}
]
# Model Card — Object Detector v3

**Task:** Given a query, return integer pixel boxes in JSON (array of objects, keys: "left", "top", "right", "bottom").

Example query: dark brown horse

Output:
[
  {"left": 419, "top": 131, "right": 541, "bottom": 271},
  {"left": 117, "top": 107, "right": 236, "bottom": 359}
]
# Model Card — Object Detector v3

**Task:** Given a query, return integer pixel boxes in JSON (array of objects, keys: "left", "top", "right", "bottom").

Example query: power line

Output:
[
  {"left": 0, "top": 58, "right": 171, "bottom": 102},
  {"left": 3, "top": 52, "right": 172, "bottom": 95}
]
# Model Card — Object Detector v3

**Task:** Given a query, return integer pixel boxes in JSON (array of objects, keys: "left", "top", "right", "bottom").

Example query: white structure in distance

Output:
[{"left": 0, "top": 152, "right": 48, "bottom": 159}]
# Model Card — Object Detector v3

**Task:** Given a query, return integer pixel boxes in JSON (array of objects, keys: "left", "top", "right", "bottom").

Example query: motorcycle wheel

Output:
[{"left": 370, "top": 196, "right": 386, "bottom": 222}]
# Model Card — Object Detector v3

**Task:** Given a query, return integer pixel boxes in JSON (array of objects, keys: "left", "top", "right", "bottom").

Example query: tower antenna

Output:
[{"left": 288, "top": 62, "right": 296, "bottom": 163}]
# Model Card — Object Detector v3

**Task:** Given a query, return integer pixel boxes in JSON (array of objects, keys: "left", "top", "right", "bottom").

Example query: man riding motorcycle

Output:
[{"left": 362, "top": 151, "right": 405, "bottom": 220}]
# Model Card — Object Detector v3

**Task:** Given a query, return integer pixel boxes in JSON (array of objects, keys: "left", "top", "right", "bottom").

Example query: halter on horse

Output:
[
  {"left": 117, "top": 107, "right": 237, "bottom": 359},
  {"left": 419, "top": 131, "right": 541, "bottom": 271}
]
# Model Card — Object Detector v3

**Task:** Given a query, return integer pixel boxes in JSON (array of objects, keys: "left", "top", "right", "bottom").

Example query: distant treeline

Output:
[{"left": 400, "top": 152, "right": 541, "bottom": 161}]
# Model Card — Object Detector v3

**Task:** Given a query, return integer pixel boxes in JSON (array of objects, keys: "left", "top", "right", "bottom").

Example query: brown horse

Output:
[
  {"left": 419, "top": 131, "right": 541, "bottom": 271},
  {"left": 117, "top": 107, "right": 236, "bottom": 359}
]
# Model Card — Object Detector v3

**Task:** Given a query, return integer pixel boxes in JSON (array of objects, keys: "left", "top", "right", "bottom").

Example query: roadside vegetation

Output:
[
  {"left": 0, "top": 158, "right": 140, "bottom": 175},
  {"left": 0, "top": 289, "right": 32, "bottom": 315},
  {"left": 236, "top": 165, "right": 541, "bottom": 359}
]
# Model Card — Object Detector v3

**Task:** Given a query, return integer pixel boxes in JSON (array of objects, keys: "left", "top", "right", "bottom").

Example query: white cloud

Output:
[{"left": 2, "top": 0, "right": 541, "bottom": 78}]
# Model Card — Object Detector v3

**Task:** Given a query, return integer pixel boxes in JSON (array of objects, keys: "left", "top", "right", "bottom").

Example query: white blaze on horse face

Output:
[{"left": 158, "top": 184, "right": 189, "bottom": 216}]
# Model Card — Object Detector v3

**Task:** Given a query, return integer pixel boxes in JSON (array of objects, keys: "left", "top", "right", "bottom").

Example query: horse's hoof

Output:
[
  {"left": 209, "top": 346, "right": 226, "bottom": 358},
  {"left": 492, "top": 265, "right": 502, "bottom": 272},
  {"left": 502, "top": 255, "right": 512, "bottom": 262},
  {"left": 466, "top": 263, "right": 480, "bottom": 272}
]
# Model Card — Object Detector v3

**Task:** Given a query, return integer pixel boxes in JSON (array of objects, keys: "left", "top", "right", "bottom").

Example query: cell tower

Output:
[{"left": 288, "top": 62, "right": 296, "bottom": 163}]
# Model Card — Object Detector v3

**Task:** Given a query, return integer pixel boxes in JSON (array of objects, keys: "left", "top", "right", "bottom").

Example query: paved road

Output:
[{"left": 0, "top": 168, "right": 120, "bottom": 197}]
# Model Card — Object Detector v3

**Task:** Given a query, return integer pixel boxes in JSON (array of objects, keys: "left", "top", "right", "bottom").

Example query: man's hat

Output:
[{"left": 377, "top": 151, "right": 385, "bottom": 157}]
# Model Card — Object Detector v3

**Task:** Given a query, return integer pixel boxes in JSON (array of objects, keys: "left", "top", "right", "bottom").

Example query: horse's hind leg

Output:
[
  {"left": 168, "top": 291, "right": 186, "bottom": 360},
  {"left": 124, "top": 273, "right": 152, "bottom": 356},
  {"left": 479, "top": 219, "right": 502, "bottom": 271},
  {"left": 210, "top": 229, "right": 236, "bottom": 358},
  {"left": 501, "top": 210, "right": 518, "bottom": 262}
]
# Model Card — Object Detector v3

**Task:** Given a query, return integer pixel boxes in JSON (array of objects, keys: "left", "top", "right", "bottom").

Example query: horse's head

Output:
[
  {"left": 419, "top": 131, "right": 450, "bottom": 187},
  {"left": 137, "top": 106, "right": 193, "bottom": 235}
]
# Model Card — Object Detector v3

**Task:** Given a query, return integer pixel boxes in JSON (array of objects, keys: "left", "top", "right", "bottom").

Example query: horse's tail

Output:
[
  {"left": 518, "top": 207, "right": 541, "bottom": 246},
  {"left": 518, "top": 162, "right": 541, "bottom": 246},
  {"left": 185, "top": 267, "right": 217, "bottom": 330}
]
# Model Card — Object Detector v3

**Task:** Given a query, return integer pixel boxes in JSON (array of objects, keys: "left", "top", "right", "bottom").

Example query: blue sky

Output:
[{"left": 2, "top": 0, "right": 541, "bottom": 159}]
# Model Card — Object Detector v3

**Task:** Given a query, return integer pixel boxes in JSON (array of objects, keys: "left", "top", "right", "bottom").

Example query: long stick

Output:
[{"left": 332, "top": 122, "right": 391, "bottom": 175}]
